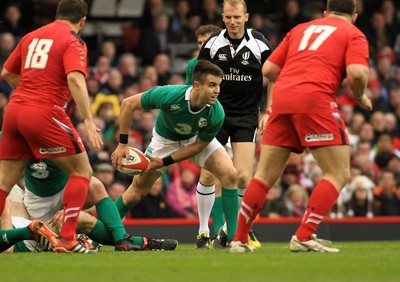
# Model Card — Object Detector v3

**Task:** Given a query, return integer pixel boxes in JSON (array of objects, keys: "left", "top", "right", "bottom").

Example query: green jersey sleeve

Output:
[{"left": 185, "top": 57, "right": 198, "bottom": 85}]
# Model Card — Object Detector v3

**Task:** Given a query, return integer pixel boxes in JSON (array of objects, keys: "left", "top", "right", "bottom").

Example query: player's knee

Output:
[
  {"left": 236, "top": 169, "right": 251, "bottom": 188},
  {"left": 219, "top": 166, "right": 237, "bottom": 188},
  {"left": 199, "top": 169, "right": 216, "bottom": 185}
]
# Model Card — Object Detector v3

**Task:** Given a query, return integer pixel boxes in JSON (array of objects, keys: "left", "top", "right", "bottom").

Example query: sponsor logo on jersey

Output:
[
  {"left": 305, "top": 134, "right": 334, "bottom": 142},
  {"left": 198, "top": 118, "right": 208, "bottom": 128},
  {"left": 241, "top": 51, "right": 250, "bottom": 65},
  {"left": 223, "top": 68, "right": 252, "bottom": 81},
  {"left": 39, "top": 147, "right": 67, "bottom": 154},
  {"left": 30, "top": 162, "right": 50, "bottom": 179},
  {"left": 174, "top": 123, "right": 192, "bottom": 135},
  {"left": 218, "top": 54, "right": 228, "bottom": 61},
  {"left": 170, "top": 104, "right": 181, "bottom": 111}
]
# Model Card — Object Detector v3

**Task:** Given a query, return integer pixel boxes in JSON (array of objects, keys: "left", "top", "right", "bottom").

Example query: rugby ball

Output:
[{"left": 117, "top": 147, "right": 150, "bottom": 176}]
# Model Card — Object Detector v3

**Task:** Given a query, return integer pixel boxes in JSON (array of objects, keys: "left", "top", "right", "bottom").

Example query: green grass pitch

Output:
[{"left": 0, "top": 241, "right": 399, "bottom": 282}]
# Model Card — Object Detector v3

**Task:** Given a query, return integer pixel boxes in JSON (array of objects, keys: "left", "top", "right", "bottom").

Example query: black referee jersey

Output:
[{"left": 198, "top": 29, "right": 273, "bottom": 116}]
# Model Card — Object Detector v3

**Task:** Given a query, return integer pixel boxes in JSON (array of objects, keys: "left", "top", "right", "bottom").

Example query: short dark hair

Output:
[
  {"left": 195, "top": 25, "right": 222, "bottom": 37},
  {"left": 192, "top": 60, "right": 224, "bottom": 84},
  {"left": 327, "top": 0, "right": 356, "bottom": 16},
  {"left": 56, "top": 0, "right": 88, "bottom": 24}
]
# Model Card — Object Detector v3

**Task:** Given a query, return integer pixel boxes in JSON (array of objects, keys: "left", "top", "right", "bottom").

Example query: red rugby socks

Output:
[
  {"left": 295, "top": 179, "right": 339, "bottom": 241},
  {"left": 233, "top": 178, "right": 269, "bottom": 244},
  {"left": 60, "top": 176, "right": 89, "bottom": 241}
]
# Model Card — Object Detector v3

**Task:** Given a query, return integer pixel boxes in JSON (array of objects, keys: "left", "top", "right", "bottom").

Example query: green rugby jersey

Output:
[
  {"left": 141, "top": 85, "right": 224, "bottom": 142},
  {"left": 24, "top": 159, "right": 68, "bottom": 197},
  {"left": 185, "top": 57, "right": 198, "bottom": 85}
]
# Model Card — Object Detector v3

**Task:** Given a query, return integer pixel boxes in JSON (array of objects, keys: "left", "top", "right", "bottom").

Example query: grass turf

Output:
[{"left": 0, "top": 241, "right": 399, "bottom": 282}]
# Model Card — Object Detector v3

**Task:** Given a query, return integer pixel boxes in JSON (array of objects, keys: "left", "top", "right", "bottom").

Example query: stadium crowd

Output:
[{"left": 0, "top": 0, "right": 399, "bottom": 221}]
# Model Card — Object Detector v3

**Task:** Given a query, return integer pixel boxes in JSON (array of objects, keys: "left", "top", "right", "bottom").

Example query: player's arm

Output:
[
  {"left": 67, "top": 71, "right": 103, "bottom": 148},
  {"left": 346, "top": 64, "right": 372, "bottom": 111},
  {"left": 111, "top": 93, "right": 145, "bottom": 168},
  {"left": 260, "top": 60, "right": 281, "bottom": 134},
  {"left": 0, "top": 67, "right": 20, "bottom": 89}
]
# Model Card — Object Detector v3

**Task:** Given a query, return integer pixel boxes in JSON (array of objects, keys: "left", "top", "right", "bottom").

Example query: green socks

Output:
[
  {"left": 211, "top": 196, "right": 224, "bottom": 236},
  {"left": 115, "top": 195, "right": 131, "bottom": 219},
  {"left": 222, "top": 187, "right": 239, "bottom": 242},
  {"left": 0, "top": 227, "right": 33, "bottom": 252},
  {"left": 96, "top": 197, "right": 126, "bottom": 242}
]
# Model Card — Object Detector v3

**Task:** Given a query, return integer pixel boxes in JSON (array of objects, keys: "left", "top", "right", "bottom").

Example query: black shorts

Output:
[{"left": 216, "top": 114, "right": 258, "bottom": 145}]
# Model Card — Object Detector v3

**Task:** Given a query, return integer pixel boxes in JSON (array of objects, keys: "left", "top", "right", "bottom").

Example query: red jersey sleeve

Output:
[
  {"left": 3, "top": 42, "right": 22, "bottom": 74},
  {"left": 267, "top": 34, "right": 289, "bottom": 68},
  {"left": 63, "top": 39, "right": 87, "bottom": 76},
  {"left": 345, "top": 30, "right": 369, "bottom": 67}
]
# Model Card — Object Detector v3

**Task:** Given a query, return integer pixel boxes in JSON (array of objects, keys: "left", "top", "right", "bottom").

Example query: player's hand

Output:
[
  {"left": 258, "top": 113, "right": 270, "bottom": 135},
  {"left": 111, "top": 143, "right": 128, "bottom": 168},
  {"left": 48, "top": 210, "right": 63, "bottom": 230},
  {"left": 357, "top": 95, "right": 373, "bottom": 111},
  {"left": 143, "top": 154, "right": 164, "bottom": 172},
  {"left": 84, "top": 119, "right": 103, "bottom": 148}
]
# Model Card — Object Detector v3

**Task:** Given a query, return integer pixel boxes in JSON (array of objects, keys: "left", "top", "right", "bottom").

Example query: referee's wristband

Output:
[
  {"left": 119, "top": 134, "right": 128, "bottom": 144},
  {"left": 162, "top": 155, "right": 175, "bottom": 166}
]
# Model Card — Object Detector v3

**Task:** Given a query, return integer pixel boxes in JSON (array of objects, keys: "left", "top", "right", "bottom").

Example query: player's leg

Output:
[
  {"left": 292, "top": 145, "right": 350, "bottom": 251},
  {"left": 51, "top": 153, "right": 92, "bottom": 242},
  {"left": 202, "top": 146, "right": 238, "bottom": 244},
  {"left": 232, "top": 144, "right": 291, "bottom": 245},
  {"left": 0, "top": 159, "right": 28, "bottom": 216},
  {"left": 289, "top": 112, "right": 349, "bottom": 252},
  {"left": 195, "top": 167, "right": 217, "bottom": 248},
  {"left": 231, "top": 141, "right": 260, "bottom": 246},
  {"left": 231, "top": 142, "right": 256, "bottom": 202},
  {"left": 84, "top": 176, "right": 127, "bottom": 246},
  {"left": 115, "top": 170, "right": 162, "bottom": 218}
]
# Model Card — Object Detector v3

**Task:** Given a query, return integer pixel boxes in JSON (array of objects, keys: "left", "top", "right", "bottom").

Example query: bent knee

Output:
[{"left": 219, "top": 166, "right": 237, "bottom": 188}]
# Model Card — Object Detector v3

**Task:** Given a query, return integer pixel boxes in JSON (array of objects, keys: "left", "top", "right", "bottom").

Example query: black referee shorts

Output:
[{"left": 216, "top": 114, "right": 258, "bottom": 145}]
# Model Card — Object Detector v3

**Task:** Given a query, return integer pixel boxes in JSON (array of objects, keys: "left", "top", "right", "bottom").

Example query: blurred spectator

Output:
[
  {"left": 166, "top": 162, "right": 199, "bottom": 218},
  {"left": 140, "top": 0, "right": 168, "bottom": 30},
  {"left": 358, "top": 122, "right": 376, "bottom": 145},
  {"left": 373, "top": 169, "right": 399, "bottom": 215},
  {"left": 153, "top": 53, "right": 172, "bottom": 85},
  {"left": 118, "top": 53, "right": 139, "bottom": 89},
  {"left": 0, "top": 32, "right": 15, "bottom": 71},
  {"left": 140, "top": 12, "right": 172, "bottom": 66},
  {"left": 259, "top": 182, "right": 289, "bottom": 218},
  {"left": 170, "top": 12, "right": 201, "bottom": 43},
  {"left": 93, "top": 161, "right": 116, "bottom": 191},
  {"left": 130, "top": 176, "right": 175, "bottom": 218},
  {"left": 89, "top": 55, "right": 112, "bottom": 86},
  {"left": 248, "top": 13, "right": 277, "bottom": 45},
  {"left": 368, "top": 79, "right": 391, "bottom": 113},
  {"left": 277, "top": 0, "right": 309, "bottom": 42},
  {"left": 0, "top": 32, "right": 15, "bottom": 96},
  {"left": 364, "top": 11, "right": 396, "bottom": 58},
  {"left": 170, "top": 0, "right": 191, "bottom": 33},
  {"left": 100, "top": 39, "right": 119, "bottom": 67},
  {"left": 283, "top": 184, "right": 308, "bottom": 217},
  {"left": 0, "top": 3, "right": 27, "bottom": 40},
  {"left": 100, "top": 68, "right": 124, "bottom": 95},
  {"left": 376, "top": 46, "right": 396, "bottom": 92},
  {"left": 107, "top": 181, "right": 127, "bottom": 201},
  {"left": 279, "top": 163, "right": 301, "bottom": 193},
  {"left": 199, "top": 0, "right": 222, "bottom": 27},
  {"left": 168, "top": 74, "right": 185, "bottom": 85},
  {"left": 86, "top": 76, "right": 101, "bottom": 99},
  {"left": 341, "top": 175, "right": 375, "bottom": 218},
  {"left": 354, "top": 0, "right": 370, "bottom": 36}
]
